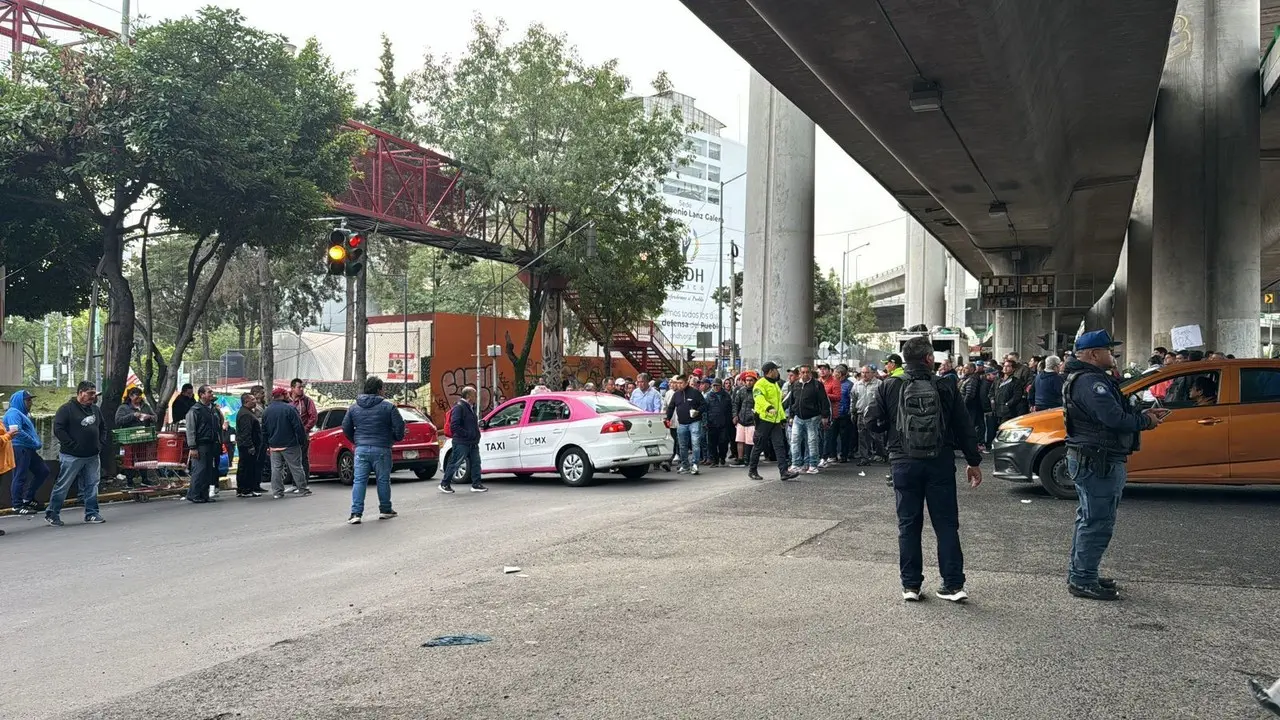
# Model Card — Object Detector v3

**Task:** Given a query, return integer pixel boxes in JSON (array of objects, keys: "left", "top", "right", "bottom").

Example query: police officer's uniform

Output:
[{"left": 1062, "top": 329, "right": 1156, "bottom": 600}]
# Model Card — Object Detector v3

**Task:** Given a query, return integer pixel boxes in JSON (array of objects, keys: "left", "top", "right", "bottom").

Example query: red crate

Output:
[
  {"left": 120, "top": 442, "right": 159, "bottom": 470},
  {"left": 156, "top": 432, "right": 188, "bottom": 468}
]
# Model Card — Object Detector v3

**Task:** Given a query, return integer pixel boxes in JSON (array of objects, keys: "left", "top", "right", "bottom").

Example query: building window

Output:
[
  {"left": 707, "top": 187, "right": 720, "bottom": 205},
  {"left": 706, "top": 164, "right": 720, "bottom": 183},
  {"left": 676, "top": 161, "right": 706, "bottom": 181},
  {"left": 686, "top": 138, "right": 707, "bottom": 157},
  {"left": 663, "top": 179, "right": 706, "bottom": 202},
  {"left": 707, "top": 142, "right": 721, "bottom": 160}
]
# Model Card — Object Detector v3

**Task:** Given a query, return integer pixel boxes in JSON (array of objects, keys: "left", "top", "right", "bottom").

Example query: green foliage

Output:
[
  {"left": 711, "top": 270, "right": 743, "bottom": 323},
  {"left": 366, "top": 238, "right": 528, "bottom": 317},
  {"left": 814, "top": 266, "right": 876, "bottom": 346},
  {"left": 408, "top": 18, "right": 688, "bottom": 391},
  {"left": 0, "top": 169, "right": 99, "bottom": 318},
  {"left": 355, "top": 34, "right": 413, "bottom": 136}
]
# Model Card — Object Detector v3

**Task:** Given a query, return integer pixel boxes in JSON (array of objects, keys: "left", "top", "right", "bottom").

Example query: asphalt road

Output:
[{"left": 2, "top": 462, "right": 1277, "bottom": 720}]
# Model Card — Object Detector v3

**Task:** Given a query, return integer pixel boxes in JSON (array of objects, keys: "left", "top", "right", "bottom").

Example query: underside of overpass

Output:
[{"left": 682, "top": 0, "right": 1179, "bottom": 341}]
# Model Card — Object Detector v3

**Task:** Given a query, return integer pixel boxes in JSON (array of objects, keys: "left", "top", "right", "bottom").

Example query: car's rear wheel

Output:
[
  {"left": 619, "top": 465, "right": 647, "bottom": 480},
  {"left": 1037, "top": 446, "right": 1075, "bottom": 499},
  {"left": 557, "top": 447, "right": 595, "bottom": 487},
  {"left": 413, "top": 464, "right": 437, "bottom": 482},
  {"left": 337, "top": 450, "right": 354, "bottom": 486}
]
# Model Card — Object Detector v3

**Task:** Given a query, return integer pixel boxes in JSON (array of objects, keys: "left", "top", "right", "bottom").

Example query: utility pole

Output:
[
  {"left": 343, "top": 276, "right": 355, "bottom": 380},
  {"left": 718, "top": 171, "right": 746, "bottom": 376},
  {"left": 354, "top": 256, "right": 368, "bottom": 382}
]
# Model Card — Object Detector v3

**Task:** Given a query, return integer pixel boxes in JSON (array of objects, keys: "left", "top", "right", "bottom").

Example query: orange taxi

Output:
[{"left": 991, "top": 359, "right": 1280, "bottom": 498}]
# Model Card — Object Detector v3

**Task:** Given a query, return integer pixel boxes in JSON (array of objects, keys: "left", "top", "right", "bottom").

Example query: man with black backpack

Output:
[{"left": 868, "top": 336, "right": 983, "bottom": 603}]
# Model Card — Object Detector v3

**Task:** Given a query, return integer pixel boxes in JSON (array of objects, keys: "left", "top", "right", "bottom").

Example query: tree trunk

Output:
[
  {"left": 354, "top": 265, "right": 368, "bottom": 382},
  {"left": 154, "top": 241, "right": 238, "bottom": 414},
  {"left": 343, "top": 275, "right": 355, "bottom": 380},
  {"left": 257, "top": 248, "right": 276, "bottom": 390},
  {"left": 99, "top": 225, "right": 134, "bottom": 429},
  {"left": 505, "top": 285, "right": 545, "bottom": 394}
]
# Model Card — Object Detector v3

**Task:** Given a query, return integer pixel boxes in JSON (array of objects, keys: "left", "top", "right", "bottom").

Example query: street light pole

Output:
[
  {"left": 717, "top": 171, "right": 747, "bottom": 376},
  {"left": 840, "top": 237, "right": 871, "bottom": 363}
]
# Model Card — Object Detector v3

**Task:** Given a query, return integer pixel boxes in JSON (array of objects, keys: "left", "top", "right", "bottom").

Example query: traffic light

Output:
[
  {"left": 326, "top": 229, "right": 348, "bottom": 276},
  {"left": 685, "top": 348, "right": 695, "bottom": 362},
  {"left": 326, "top": 228, "right": 366, "bottom": 277}
]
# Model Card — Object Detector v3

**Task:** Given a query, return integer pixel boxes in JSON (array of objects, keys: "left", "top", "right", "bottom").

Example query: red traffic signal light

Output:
[{"left": 349, "top": 233, "right": 364, "bottom": 249}]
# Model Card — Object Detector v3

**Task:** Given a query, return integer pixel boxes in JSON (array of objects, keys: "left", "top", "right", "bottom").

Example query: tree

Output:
[
  {"left": 0, "top": 8, "right": 359, "bottom": 419},
  {"left": 565, "top": 207, "right": 685, "bottom": 375},
  {"left": 711, "top": 270, "right": 743, "bottom": 325},
  {"left": 367, "top": 241, "right": 529, "bottom": 317},
  {"left": 0, "top": 169, "right": 100, "bottom": 318},
  {"left": 410, "top": 19, "right": 687, "bottom": 392},
  {"left": 814, "top": 266, "right": 876, "bottom": 348},
  {"left": 356, "top": 34, "right": 413, "bottom": 136}
]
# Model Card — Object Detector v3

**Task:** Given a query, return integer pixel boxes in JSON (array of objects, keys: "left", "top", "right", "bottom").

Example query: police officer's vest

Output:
[{"left": 1063, "top": 364, "right": 1140, "bottom": 456}]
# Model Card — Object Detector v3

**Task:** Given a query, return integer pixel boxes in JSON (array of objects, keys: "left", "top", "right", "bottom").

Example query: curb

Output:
[{"left": 0, "top": 478, "right": 232, "bottom": 517}]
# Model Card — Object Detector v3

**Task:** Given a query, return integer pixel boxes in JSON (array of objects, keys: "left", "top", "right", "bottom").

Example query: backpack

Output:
[
  {"left": 896, "top": 375, "right": 944, "bottom": 459},
  {"left": 442, "top": 407, "right": 453, "bottom": 439}
]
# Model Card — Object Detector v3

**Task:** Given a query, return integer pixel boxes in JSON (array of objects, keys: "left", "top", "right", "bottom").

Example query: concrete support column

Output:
[
  {"left": 904, "top": 219, "right": 946, "bottom": 328},
  {"left": 1127, "top": 133, "right": 1154, "bottom": 360},
  {"left": 985, "top": 252, "right": 1054, "bottom": 359},
  {"left": 945, "top": 254, "right": 967, "bottom": 328},
  {"left": 1152, "top": 0, "right": 1260, "bottom": 356},
  {"left": 742, "top": 70, "right": 816, "bottom": 370}
]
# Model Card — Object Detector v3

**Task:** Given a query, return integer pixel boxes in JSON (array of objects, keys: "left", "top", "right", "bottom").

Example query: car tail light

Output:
[{"left": 600, "top": 419, "right": 632, "bottom": 434}]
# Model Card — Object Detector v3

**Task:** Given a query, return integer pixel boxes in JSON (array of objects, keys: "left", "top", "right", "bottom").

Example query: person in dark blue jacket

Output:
[
  {"left": 4, "top": 389, "right": 49, "bottom": 514},
  {"left": 263, "top": 388, "right": 311, "bottom": 499},
  {"left": 441, "top": 387, "right": 486, "bottom": 494},
  {"left": 1032, "top": 356, "right": 1066, "bottom": 410},
  {"left": 341, "top": 376, "right": 406, "bottom": 524}
]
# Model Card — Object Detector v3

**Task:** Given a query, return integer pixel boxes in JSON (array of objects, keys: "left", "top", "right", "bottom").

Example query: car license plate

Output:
[
  {"left": 645, "top": 445, "right": 660, "bottom": 457},
  {"left": 403, "top": 450, "right": 419, "bottom": 460}
]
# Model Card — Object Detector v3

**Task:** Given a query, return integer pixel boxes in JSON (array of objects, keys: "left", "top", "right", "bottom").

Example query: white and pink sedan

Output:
[{"left": 439, "top": 392, "right": 673, "bottom": 486}]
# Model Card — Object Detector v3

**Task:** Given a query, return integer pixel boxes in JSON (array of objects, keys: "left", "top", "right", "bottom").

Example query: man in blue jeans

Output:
[
  {"left": 787, "top": 365, "right": 829, "bottom": 474},
  {"left": 47, "top": 381, "right": 109, "bottom": 526},
  {"left": 342, "top": 376, "right": 406, "bottom": 524},
  {"left": 664, "top": 374, "right": 705, "bottom": 475},
  {"left": 441, "top": 387, "right": 488, "bottom": 493},
  {"left": 868, "top": 337, "right": 983, "bottom": 603},
  {"left": 1062, "top": 330, "right": 1163, "bottom": 601},
  {"left": 4, "top": 389, "right": 50, "bottom": 515}
]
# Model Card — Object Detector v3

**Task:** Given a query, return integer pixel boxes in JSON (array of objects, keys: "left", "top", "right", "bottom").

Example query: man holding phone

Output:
[{"left": 1062, "top": 330, "right": 1165, "bottom": 601}]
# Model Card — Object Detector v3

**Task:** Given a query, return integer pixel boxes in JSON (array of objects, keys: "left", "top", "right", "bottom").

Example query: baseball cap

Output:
[
  {"left": 760, "top": 362, "right": 779, "bottom": 375},
  {"left": 1075, "top": 329, "right": 1122, "bottom": 351},
  {"left": 692, "top": 368, "right": 703, "bottom": 377},
  {"left": 614, "top": 377, "right": 626, "bottom": 387},
  {"left": 658, "top": 380, "right": 669, "bottom": 389},
  {"left": 886, "top": 353, "right": 903, "bottom": 365}
]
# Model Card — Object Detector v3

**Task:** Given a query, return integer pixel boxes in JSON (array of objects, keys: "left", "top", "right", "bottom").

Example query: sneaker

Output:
[
  {"left": 379, "top": 510, "right": 398, "bottom": 520},
  {"left": 1098, "top": 577, "right": 1118, "bottom": 590},
  {"left": 236, "top": 493, "right": 254, "bottom": 498},
  {"left": 780, "top": 470, "right": 800, "bottom": 481},
  {"left": 1068, "top": 583, "right": 1119, "bottom": 601},
  {"left": 936, "top": 586, "right": 969, "bottom": 603},
  {"left": 84, "top": 515, "right": 105, "bottom": 524},
  {"left": 1249, "top": 678, "right": 1280, "bottom": 715},
  {"left": 691, "top": 464, "right": 701, "bottom": 476},
  {"left": 285, "top": 487, "right": 300, "bottom": 494},
  {"left": 296, "top": 488, "right": 313, "bottom": 497},
  {"left": 902, "top": 587, "right": 923, "bottom": 602},
  {"left": 787, "top": 466, "right": 802, "bottom": 475},
  {"left": 818, "top": 459, "right": 830, "bottom": 469},
  {"left": 747, "top": 471, "right": 765, "bottom": 481},
  {"left": 805, "top": 467, "right": 820, "bottom": 475},
  {"left": 347, "top": 514, "right": 362, "bottom": 525},
  {"left": 438, "top": 485, "right": 455, "bottom": 494},
  {"left": 470, "top": 485, "right": 489, "bottom": 493},
  {"left": 25, "top": 501, "right": 45, "bottom": 511},
  {"left": 45, "top": 515, "right": 63, "bottom": 527},
  {"left": 676, "top": 467, "right": 687, "bottom": 475},
  {"left": 15, "top": 505, "right": 37, "bottom": 516},
  {"left": 671, "top": 454, "right": 680, "bottom": 464},
  {"left": 273, "top": 492, "right": 285, "bottom": 499}
]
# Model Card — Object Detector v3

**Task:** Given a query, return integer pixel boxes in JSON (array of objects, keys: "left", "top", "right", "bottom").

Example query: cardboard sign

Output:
[{"left": 1170, "top": 324, "right": 1203, "bottom": 352}]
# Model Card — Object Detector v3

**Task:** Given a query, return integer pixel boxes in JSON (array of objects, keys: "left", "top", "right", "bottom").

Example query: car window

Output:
[
  {"left": 1150, "top": 370, "right": 1220, "bottom": 409},
  {"left": 580, "top": 395, "right": 642, "bottom": 414},
  {"left": 326, "top": 409, "right": 347, "bottom": 429},
  {"left": 529, "top": 399, "right": 571, "bottom": 424},
  {"left": 487, "top": 401, "right": 526, "bottom": 428},
  {"left": 314, "top": 410, "right": 329, "bottom": 430},
  {"left": 398, "top": 407, "right": 429, "bottom": 423},
  {"left": 1240, "top": 368, "right": 1280, "bottom": 404}
]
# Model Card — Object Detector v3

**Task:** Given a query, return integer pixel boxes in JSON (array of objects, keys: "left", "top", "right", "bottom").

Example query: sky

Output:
[{"left": 55, "top": 0, "right": 913, "bottom": 280}]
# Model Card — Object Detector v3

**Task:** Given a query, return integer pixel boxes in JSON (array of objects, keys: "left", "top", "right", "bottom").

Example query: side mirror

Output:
[{"left": 479, "top": 419, "right": 489, "bottom": 430}]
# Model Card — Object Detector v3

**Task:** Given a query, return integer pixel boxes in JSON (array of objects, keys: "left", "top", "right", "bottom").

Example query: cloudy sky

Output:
[{"left": 57, "top": 0, "right": 914, "bottom": 279}]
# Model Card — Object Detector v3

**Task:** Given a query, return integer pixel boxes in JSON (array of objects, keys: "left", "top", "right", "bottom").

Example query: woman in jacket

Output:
[{"left": 994, "top": 359, "right": 1029, "bottom": 424}]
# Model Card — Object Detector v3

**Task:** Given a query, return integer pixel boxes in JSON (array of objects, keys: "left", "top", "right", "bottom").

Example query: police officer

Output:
[{"left": 1062, "top": 329, "right": 1165, "bottom": 601}]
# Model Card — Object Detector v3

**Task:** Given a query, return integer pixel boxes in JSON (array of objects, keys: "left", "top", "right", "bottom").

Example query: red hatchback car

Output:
[{"left": 307, "top": 404, "right": 440, "bottom": 484}]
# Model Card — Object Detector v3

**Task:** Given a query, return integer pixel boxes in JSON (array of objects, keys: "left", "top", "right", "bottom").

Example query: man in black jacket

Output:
[
  {"left": 441, "top": 386, "right": 486, "bottom": 493},
  {"left": 263, "top": 388, "right": 311, "bottom": 499},
  {"left": 730, "top": 373, "right": 757, "bottom": 467},
  {"left": 342, "top": 375, "right": 407, "bottom": 522},
  {"left": 46, "top": 381, "right": 110, "bottom": 526},
  {"left": 664, "top": 375, "right": 706, "bottom": 475},
  {"left": 235, "top": 393, "right": 264, "bottom": 497},
  {"left": 787, "top": 365, "right": 830, "bottom": 475},
  {"left": 171, "top": 383, "right": 196, "bottom": 429},
  {"left": 185, "top": 385, "right": 223, "bottom": 504},
  {"left": 868, "top": 336, "right": 983, "bottom": 604},
  {"left": 703, "top": 379, "right": 734, "bottom": 467}
]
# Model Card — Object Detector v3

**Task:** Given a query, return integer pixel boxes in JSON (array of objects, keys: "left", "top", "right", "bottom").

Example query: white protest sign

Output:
[{"left": 1170, "top": 324, "right": 1203, "bottom": 351}]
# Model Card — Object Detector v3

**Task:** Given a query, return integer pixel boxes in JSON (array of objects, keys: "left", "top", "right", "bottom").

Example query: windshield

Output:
[
  {"left": 398, "top": 407, "right": 430, "bottom": 424},
  {"left": 580, "top": 395, "right": 643, "bottom": 414}
]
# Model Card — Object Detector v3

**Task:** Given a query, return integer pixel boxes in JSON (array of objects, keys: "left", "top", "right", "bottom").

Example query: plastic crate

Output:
[
  {"left": 120, "top": 441, "right": 159, "bottom": 470},
  {"left": 113, "top": 426, "right": 157, "bottom": 445}
]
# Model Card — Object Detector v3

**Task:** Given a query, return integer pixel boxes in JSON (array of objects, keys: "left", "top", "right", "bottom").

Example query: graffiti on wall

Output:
[{"left": 437, "top": 366, "right": 508, "bottom": 419}]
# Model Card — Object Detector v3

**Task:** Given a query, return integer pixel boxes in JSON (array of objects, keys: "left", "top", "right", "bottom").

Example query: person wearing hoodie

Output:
[
  {"left": 5, "top": 389, "right": 49, "bottom": 515},
  {"left": 702, "top": 379, "right": 734, "bottom": 467},
  {"left": 341, "top": 376, "right": 407, "bottom": 524},
  {"left": 47, "top": 381, "right": 109, "bottom": 526}
]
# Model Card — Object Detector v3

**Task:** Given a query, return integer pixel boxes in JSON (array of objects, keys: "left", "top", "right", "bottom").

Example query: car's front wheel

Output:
[
  {"left": 337, "top": 450, "right": 354, "bottom": 486},
  {"left": 557, "top": 447, "right": 595, "bottom": 487},
  {"left": 1037, "top": 446, "right": 1075, "bottom": 499}
]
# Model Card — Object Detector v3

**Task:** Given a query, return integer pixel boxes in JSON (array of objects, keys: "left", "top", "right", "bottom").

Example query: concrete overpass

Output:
[{"left": 686, "top": 0, "right": 1280, "bottom": 367}]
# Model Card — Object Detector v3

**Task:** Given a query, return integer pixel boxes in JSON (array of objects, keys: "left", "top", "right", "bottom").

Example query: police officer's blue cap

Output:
[{"left": 1075, "top": 329, "right": 1123, "bottom": 351}]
